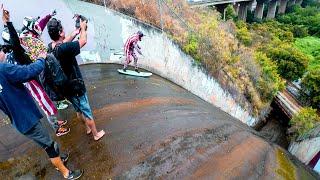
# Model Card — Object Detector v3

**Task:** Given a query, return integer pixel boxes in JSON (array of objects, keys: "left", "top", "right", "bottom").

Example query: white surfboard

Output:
[{"left": 117, "top": 69, "right": 152, "bottom": 77}]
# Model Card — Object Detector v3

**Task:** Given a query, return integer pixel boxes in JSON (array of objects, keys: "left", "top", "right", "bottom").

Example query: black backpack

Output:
[{"left": 40, "top": 43, "right": 68, "bottom": 101}]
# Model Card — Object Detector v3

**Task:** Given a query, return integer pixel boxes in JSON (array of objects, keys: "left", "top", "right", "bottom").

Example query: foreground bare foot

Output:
[
  {"left": 86, "top": 125, "right": 91, "bottom": 135},
  {"left": 94, "top": 130, "right": 105, "bottom": 141}
]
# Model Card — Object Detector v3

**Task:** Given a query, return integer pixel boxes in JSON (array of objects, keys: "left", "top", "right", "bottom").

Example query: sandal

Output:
[{"left": 56, "top": 127, "right": 70, "bottom": 137}]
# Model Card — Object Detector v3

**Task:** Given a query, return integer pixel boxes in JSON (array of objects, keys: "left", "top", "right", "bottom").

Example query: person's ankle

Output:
[{"left": 63, "top": 169, "right": 70, "bottom": 178}]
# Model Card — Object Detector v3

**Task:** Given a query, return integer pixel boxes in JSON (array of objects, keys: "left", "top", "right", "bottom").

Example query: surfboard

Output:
[{"left": 117, "top": 69, "right": 152, "bottom": 77}]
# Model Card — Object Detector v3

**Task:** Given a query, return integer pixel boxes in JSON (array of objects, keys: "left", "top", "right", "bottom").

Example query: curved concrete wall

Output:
[
  {"left": 64, "top": 0, "right": 259, "bottom": 126},
  {"left": 289, "top": 125, "right": 320, "bottom": 173},
  {"left": 3, "top": 0, "right": 258, "bottom": 126},
  {"left": 289, "top": 137, "right": 320, "bottom": 164}
]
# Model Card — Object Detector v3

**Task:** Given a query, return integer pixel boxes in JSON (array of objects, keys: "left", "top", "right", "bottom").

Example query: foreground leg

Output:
[{"left": 24, "top": 122, "right": 83, "bottom": 179}]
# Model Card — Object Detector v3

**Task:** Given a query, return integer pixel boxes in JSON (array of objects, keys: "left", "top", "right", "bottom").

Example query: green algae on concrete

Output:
[{"left": 276, "top": 149, "right": 296, "bottom": 180}]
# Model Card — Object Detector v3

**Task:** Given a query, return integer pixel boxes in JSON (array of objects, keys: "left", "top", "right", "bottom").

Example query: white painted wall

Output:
[{"left": 289, "top": 137, "right": 320, "bottom": 164}]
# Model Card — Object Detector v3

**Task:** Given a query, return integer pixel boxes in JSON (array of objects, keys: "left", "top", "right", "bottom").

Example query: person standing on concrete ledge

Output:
[
  {"left": 47, "top": 17, "right": 105, "bottom": 141},
  {"left": 0, "top": 47, "right": 83, "bottom": 179},
  {"left": 123, "top": 31, "right": 144, "bottom": 73}
]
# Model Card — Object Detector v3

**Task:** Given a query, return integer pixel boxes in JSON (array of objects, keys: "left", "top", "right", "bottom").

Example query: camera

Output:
[{"left": 73, "top": 14, "right": 88, "bottom": 30}]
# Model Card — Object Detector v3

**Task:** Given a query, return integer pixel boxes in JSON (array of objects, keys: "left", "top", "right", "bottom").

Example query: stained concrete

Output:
[{"left": 0, "top": 64, "right": 318, "bottom": 179}]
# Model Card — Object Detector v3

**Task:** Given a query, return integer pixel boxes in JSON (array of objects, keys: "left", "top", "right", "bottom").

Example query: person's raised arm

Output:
[
  {"left": 78, "top": 19, "right": 87, "bottom": 48},
  {"left": 5, "top": 52, "right": 46, "bottom": 84},
  {"left": 2, "top": 8, "right": 32, "bottom": 65},
  {"left": 36, "top": 10, "right": 56, "bottom": 31},
  {"left": 63, "top": 29, "right": 80, "bottom": 43}
]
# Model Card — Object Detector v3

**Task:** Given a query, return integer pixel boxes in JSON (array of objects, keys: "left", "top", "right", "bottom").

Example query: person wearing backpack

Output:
[
  {"left": 1, "top": 7, "right": 70, "bottom": 137},
  {"left": 0, "top": 43, "right": 83, "bottom": 179},
  {"left": 47, "top": 17, "right": 105, "bottom": 141},
  {"left": 18, "top": 9, "right": 70, "bottom": 110}
]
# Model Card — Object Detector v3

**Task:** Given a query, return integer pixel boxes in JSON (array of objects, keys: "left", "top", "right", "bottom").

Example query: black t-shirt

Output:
[{"left": 53, "top": 41, "right": 82, "bottom": 80}]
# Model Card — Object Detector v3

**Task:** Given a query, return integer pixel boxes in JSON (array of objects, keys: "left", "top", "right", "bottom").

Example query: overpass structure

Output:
[{"left": 188, "top": 0, "right": 304, "bottom": 21}]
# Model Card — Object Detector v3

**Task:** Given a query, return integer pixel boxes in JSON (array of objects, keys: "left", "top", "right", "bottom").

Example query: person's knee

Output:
[{"left": 45, "top": 142, "right": 60, "bottom": 158}]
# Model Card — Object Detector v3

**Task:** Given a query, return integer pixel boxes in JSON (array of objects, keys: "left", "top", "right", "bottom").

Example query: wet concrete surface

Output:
[{"left": 0, "top": 64, "right": 319, "bottom": 179}]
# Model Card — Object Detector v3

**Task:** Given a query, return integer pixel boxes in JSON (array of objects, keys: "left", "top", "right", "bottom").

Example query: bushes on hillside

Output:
[
  {"left": 183, "top": 34, "right": 201, "bottom": 63},
  {"left": 254, "top": 52, "right": 285, "bottom": 101},
  {"left": 277, "top": 5, "right": 320, "bottom": 37},
  {"left": 244, "top": 20, "right": 310, "bottom": 81},
  {"left": 301, "top": 69, "right": 320, "bottom": 108},
  {"left": 225, "top": 4, "right": 236, "bottom": 21},
  {"left": 251, "top": 21, "right": 294, "bottom": 42},
  {"left": 236, "top": 21, "right": 252, "bottom": 46},
  {"left": 294, "top": 36, "right": 320, "bottom": 71},
  {"left": 289, "top": 107, "right": 320, "bottom": 138},
  {"left": 262, "top": 43, "right": 309, "bottom": 81}
]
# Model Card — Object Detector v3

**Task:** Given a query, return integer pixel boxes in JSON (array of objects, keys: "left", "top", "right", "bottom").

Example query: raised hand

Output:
[
  {"left": 80, "top": 18, "right": 87, "bottom": 31},
  {"left": 2, "top": 5, "right": 10, "bottom": 25},
  {"left": 51, "top": 9, "right": 57, "bottom": 16}
]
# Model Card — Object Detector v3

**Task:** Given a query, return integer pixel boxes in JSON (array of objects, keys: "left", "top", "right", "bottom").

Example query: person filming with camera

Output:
[{"left": 47, "top": 16, "right": 105, "bottom": 141}]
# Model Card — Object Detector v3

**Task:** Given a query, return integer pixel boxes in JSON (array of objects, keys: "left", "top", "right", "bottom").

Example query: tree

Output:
[
  {"left": 225, "top": 4, "right": 236, "bottom": 21},
  {"left": 263, "top": 43, "right": 309, "bottom": 81},
  {"left": 301, "top": 69, "right": 320, "bottom": 108},
  {"left": 254, "top": 52, "right": 285, "bottom": 101},
  {"left": 277, "top": 5, "right": 320, "bottom": 37},
  {"left": 236, "top": 21, "right": 252, "bottom": 46},
  {"left": 289, "top": 107, "right": 320, "bottom": 138}
]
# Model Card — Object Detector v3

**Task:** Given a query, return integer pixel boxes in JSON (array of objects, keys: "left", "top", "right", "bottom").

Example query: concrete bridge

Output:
[{"left": 188, "top": 0, "right": 304, "bottom": 21}]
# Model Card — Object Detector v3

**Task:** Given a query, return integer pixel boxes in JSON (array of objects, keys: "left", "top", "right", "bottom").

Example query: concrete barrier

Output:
[{"left": 65, "top": 0, "right": 259, "bottom": 126}]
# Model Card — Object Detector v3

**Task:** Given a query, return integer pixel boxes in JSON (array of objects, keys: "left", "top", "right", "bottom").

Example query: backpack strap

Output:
[
  {"left": 47, "top": 42, "right": 53, "bottom": 53},
  {"left": 48, "top": 42, "right": 62, "bottom": 53}
]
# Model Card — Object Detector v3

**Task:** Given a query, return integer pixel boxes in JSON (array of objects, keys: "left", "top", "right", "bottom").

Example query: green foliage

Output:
[
  {"left": 254, "top": 52, "right": 285, "bottom": 101},
  {"left": 294, "top": 36, "right": 320, "bottom": 71},
  {"left": 250, "top": 20, "right": 294, "bottom": 42},
  {"left": 225, "top": 4, "right": 236, "bottom": 21},
  {"left": 183, "top": 33, "right": 201, "bottom": 62},
  {"left": 236, "top": 21, "right": 252, "bottom": 46},
  {"left": 301, "top": 69, "right": 320, "bottom": 108},
  {"left": 263, "top": 43, "right": 309, "bottom": 81},
  {"left": 302, "top": 0, "right": 320, "bottom": 8},
  {"left": 291, "top": 25, "right": 309, "bottom": 38},
  {"left": 277, "top": 5, "right": 320, "bottom": 37},
  {"left": 290, "top": 107, "right": 320, "bottom": 138}
]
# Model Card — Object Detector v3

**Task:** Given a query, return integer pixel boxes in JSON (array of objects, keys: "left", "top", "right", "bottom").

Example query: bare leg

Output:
[
  {"left": 133, "top": 55, "right": 138, "bottom": 69},
  {"left": 123, "top": 57, "right": 131, "bottom": 69},
  {"left": 84, "top": 117, "right": 105, "bottom": 141},
  {"left": 77, "top": 112, "right": 91, "bottom": 134},
  {"left": 50, "top": 156, "right": 69, "bottom": 177}
]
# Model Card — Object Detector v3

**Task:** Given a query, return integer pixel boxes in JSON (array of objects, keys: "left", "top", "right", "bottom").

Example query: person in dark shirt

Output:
[
  {"left": 0, "top": 42, "right": 83, "bottom": 179},
  {"left": 47, "top": 17, "right": 105, "bottom": 141}
]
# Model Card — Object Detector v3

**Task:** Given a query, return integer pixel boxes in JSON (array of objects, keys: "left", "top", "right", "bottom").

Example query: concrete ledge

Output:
[{"left": 67, "top": 0, "right": 260, "bottom": 126}]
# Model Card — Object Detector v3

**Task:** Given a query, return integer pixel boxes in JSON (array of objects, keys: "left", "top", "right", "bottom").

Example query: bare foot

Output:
[
  {"left": 94, "top": 130, "right": 105, "bottom": 141},
  {"left": 86, "top": 125, "right": 91, "bottom": 135},
  {"left": 86, "top": 129, "right": 92, "bottom": 135}
]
